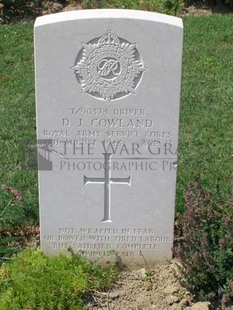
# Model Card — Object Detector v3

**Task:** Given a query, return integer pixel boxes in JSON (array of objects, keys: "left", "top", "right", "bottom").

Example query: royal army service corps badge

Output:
[{"left": 72, "top": 30, "right": 146, "bottom": 102}]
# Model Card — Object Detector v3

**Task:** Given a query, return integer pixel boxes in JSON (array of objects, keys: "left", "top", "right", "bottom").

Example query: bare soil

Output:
[{"left": 86, "top": 260, "right": 232, "bottom": 310}]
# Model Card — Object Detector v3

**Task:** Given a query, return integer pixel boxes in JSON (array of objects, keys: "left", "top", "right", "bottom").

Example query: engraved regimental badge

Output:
[{"left": 72, "top": 30, "right": 146, "bottom": 102}]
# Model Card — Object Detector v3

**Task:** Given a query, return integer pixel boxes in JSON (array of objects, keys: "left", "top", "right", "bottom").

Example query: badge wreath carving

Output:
[{"left": 73, "top": 30, "right": 146, "bottom": 102}]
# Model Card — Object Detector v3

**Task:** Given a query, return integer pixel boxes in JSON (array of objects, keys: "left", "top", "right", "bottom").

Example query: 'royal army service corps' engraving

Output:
[{"left": 73, "top": 30, "right": 146, "bottom": 102}]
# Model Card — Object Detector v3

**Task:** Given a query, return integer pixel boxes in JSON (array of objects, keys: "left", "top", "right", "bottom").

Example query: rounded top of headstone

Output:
[{"left": 34, "top": 9, "right": 183, "bottom": 29}]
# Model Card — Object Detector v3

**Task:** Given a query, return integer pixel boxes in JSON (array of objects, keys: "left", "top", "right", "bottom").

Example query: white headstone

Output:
[{"left": 34, "top": 9, "right": 183, "bottom": 267}]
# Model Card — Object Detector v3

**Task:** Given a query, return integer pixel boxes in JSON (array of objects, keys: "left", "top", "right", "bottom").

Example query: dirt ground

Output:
[
  {"left": 85, "top": 260, "right": 232, "bottom": 310},
  {"left": 13, "top": 232, "right": 233, "bottom": 310}
]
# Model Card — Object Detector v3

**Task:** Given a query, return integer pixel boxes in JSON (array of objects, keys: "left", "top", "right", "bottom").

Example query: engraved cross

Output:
[{"left": 84, "top": 153, "right": 131, "bottom": 222}]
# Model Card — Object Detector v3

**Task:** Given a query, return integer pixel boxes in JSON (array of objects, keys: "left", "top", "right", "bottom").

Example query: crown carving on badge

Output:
[{"left": 98, "top": 30, "right": 120, "bottom": 46}]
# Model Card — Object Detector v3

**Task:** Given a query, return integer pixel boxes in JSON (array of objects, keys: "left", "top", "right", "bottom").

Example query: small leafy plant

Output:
[
  {"left": 0, "top": 248, "right": 119, "bottom": 309},
  {"left": 0, "top": 0, "right": 35, "bottom": 21},
  {"left": 82, "top": 0, "right": 182, "bottom": 15},
  {"left": 174, "top": 180, "right": 233, "bottom": 306},
  {"left": 0, "top": 184, "right": 38, "bottom": 259}
]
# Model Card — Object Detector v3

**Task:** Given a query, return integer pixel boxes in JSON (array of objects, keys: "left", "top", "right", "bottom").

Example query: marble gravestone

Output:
[{"left": 34, "top": 9, "right": 183, "bottom": 267}]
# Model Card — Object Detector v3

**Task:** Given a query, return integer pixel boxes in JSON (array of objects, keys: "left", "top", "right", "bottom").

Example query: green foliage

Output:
[
  {"left": 174, "top": 180, "right": 233, "bottom": 305},
  {"left": 0, "top": 248, "right": 118, "bottom": 310},
  {"left": 0, "top": 0, "right": 183, "bottom": 22},
  {"left": 177, "top": 15, "right": 233, "bottom": 211},
  {"left": 184, "top": 0, "right": 233, "bottom": 8},
  {"left": 0, "top": 0, "right": 36, "bottom": 21},
  {"left": 0, "top": 225, "right": 38, "bottom": 260},
  {"left": 1, "top": 189, "right": 37, "bottom": 229},
  {"left": 0, "top": 235, "right": 23, "bottom": 259},
  {"left": 1, "top": 0, "right": 233, "bottom": 23},
  {"left": 82, "top": 0, "right": 182, "bottom": 15},
  {"left": 0, "top": 23, "right": 38, "bottom": 258},
  {"left": 225, "top": 0, "right": 233, "bottom": 6},
  {"left": 0, "top": 15, "right": 233, "bottom": 259},
  {"left": 0, "top": 184, "right": 38, "bottom": 259}
]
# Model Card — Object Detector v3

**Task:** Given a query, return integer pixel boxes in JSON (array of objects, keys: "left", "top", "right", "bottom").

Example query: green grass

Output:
[
  {"left": 0, "top": 15, "right": 232, "bottom": 242},
  {"left": 177, "top": 15, "right": 233, "bottom": 209},
  {"left": 0, "top": 23, "right": 37, "bottom": 255}
]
